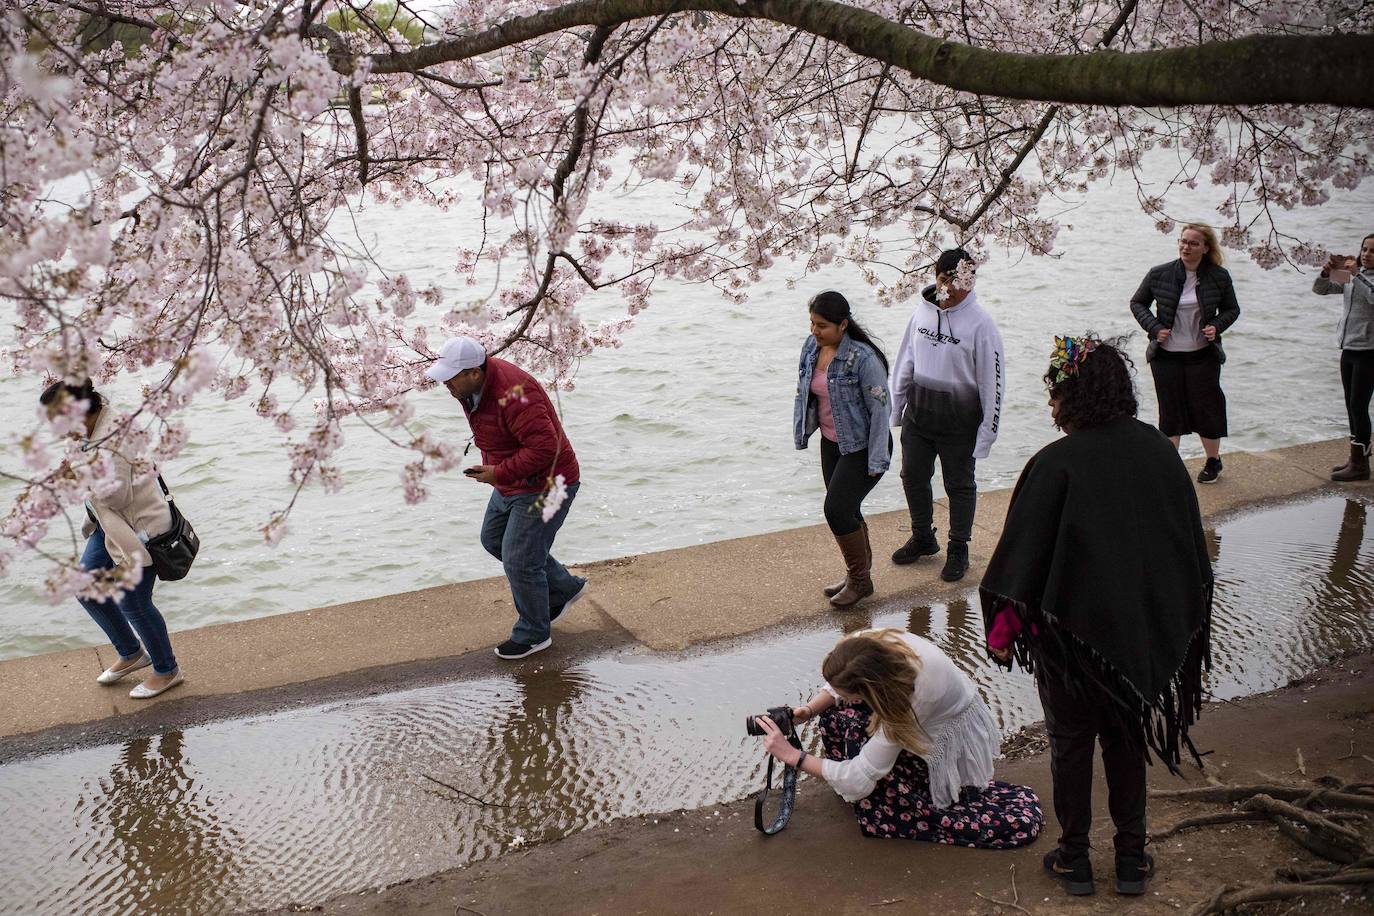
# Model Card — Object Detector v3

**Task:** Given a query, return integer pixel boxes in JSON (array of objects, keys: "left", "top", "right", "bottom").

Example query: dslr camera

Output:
[{"left": 745, "top": 705, "right": 794, "bottom": 737}]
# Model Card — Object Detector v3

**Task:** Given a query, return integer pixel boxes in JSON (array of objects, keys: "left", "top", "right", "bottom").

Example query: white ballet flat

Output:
[
  {"left": 129, "top": 670, "right": 184, "bottom": 699},
  {"left": 96, "top": 651, "right": 152, "bottom": 685}
]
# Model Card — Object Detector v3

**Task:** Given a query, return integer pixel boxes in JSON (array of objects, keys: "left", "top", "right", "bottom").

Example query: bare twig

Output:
[
  {"left": 973, "top": 865, "right": 1030, "bottom": 914},
  {"left": 421, "top": 773, "right": 518, "bottom": 809}
]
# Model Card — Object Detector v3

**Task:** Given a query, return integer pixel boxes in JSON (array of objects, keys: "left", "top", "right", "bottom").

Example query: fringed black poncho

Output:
[{"left": 979, "top": 416, "right": 1213, "bottom": 771}]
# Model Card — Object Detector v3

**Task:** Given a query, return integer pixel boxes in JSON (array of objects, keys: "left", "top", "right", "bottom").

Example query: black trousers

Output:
[
  {"left": 1037, "top": 676, "right": 1147, "bottom": 865},
  {"left": 1341, "top": 348, "right": 1374, "bottom": 445},
  {"left": 899, "top": 414, "right": 977, "bottom": 543},
  {"left": 819, "top": 437, "right": 884, "bottom": 536},
  {"left": 1149, "top": 347, "right": 1227, "bottom": 439}
]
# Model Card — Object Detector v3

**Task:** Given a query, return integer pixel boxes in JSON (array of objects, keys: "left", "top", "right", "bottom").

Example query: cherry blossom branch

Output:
[{"left": 367, "top": 0, "right": 1374, "bottom": 107}]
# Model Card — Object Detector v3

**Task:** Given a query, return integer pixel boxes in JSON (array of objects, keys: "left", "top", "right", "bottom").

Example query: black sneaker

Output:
[
  {"left": 1115, "top": 853, "right": 1155, "bottom": 896},
  {"left": 891, "top": 527, "right": 940, "bottom": 564},
  {"left": 494, "top": 637, "right": 552, "bottom": 660},
  {"left": 550, "top": 577, "right": 589, "bottom": 624},
  {"left": 1197, "top": 457, "right": 1223, "bottom": 484},
  {"left": 940, "top": 541, "right": 969, "bottom": 582},
  {"left": 1044, "top": 849, "right": 1095, "bottom": 896}
]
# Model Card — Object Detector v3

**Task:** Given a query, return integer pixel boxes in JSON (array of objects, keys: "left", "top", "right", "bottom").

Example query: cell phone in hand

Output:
[{"left": 463, "top": 466, "right": 482, "bottom": 476}]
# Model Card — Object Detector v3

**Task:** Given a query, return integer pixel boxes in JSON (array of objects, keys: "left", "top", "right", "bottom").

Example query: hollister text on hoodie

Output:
[{"left": 889, "top": 285, "right": 1005, "bottom": 460}]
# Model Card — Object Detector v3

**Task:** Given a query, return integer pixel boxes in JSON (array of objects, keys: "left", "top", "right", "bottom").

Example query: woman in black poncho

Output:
[{"left": 979, "top": 335, "right": 1212, "bottom": 899}]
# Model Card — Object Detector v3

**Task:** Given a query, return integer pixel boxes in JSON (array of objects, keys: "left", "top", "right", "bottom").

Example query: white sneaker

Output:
[
  {"left": 96, "top": 651, "right": 152, "bottom": 685},
  {"left": 129, "top": 670, "right": 184, "bottom": 699}
]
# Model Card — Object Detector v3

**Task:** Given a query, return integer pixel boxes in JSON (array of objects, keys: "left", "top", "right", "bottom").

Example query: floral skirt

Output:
[{"left": 819, "top": 702, "right": 1043, "bottom": 848}]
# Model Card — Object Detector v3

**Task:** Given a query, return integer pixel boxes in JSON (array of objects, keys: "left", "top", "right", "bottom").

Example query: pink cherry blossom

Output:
[{"left": 1, "top": 0, "right": 1369, "bottom": 597}]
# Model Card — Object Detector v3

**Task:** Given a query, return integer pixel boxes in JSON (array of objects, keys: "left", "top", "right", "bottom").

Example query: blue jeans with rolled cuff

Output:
[
  {"left": 479, "top": 482, "right": 583, "bottom": 646},
  {"left": 78, "top": 528, "right": 179, "bottom": 676}
]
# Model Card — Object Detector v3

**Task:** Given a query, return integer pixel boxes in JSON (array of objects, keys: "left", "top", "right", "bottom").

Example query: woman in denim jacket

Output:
[{"left": 793, "top": 291, "right": 892, "bottom": 608}]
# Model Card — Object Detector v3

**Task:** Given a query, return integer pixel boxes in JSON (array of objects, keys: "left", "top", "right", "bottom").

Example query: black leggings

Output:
[
  {"left": 819, "top": 437, "right": 884, "bottom": 536},
  {"left": 1341, "top": 349, "right": 1374, "bottom": 445}
]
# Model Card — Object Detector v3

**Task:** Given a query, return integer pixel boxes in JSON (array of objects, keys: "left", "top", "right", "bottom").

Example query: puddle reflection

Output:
[{"left": 1, "top": 495, "right": 1371, "bottom": 915}]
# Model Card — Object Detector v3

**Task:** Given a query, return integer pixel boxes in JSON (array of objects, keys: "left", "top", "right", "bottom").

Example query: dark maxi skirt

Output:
[
  {"left": 1149, "top": 346, "right": 1228, "bottom": 439},
  {"left": 818, "top": 703, "right": 1043, "bottom": 847}
]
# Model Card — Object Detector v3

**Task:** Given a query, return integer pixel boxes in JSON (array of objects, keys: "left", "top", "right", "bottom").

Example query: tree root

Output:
[
  {"left": 1151, "top": 810, "right": 1268, "bottom": 840},
  {"left": 1278, "top": 856, "right": 1374, "bottom": 881},
  {"left": 1188, "top": 881, "right": 1365, "bottom": 916},
  {"left": 1268, "top": 814, "right": 1360, "bottom": 865},
  {"left": 1157, "top": 775, "right": 1374, "bottom": 914},
  {"left": 1241, "top": 794, "right": 1366, "bottom": 849},
  {"left": 1150, "top": 783, "right": 1374, "bottom": 811}
]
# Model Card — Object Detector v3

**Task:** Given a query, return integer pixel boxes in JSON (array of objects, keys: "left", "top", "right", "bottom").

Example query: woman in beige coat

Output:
[{"left": 42, "top": 380, "right": 184, "bottom": 698}]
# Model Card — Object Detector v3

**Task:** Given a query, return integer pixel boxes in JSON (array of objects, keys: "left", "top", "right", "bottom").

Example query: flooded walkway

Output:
[{"left": 1, "top": 495, "right": 1372, "bottom": 915}]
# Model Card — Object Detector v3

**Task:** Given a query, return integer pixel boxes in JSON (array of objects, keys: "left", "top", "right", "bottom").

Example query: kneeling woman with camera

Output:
[{"left": 756, "top": 628, "right": 1042, "bottom": 846}]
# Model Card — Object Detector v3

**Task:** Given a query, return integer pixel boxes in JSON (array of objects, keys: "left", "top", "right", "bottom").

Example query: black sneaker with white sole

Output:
[
  {"left": 551, "top": 577, "right": 589, "bottom": 624},
  {"left": 495, "top": 637, "right": 552, "bottom": 660},
  {"left": 1196, "top": 457, "right": 1222, "bottom": 484}
]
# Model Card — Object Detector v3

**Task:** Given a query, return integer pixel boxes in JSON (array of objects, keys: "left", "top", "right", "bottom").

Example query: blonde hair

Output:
[
  {"left": 1181, "top": 223, "right": 1224, "bottom": 267},
  {"left": 821, "top": 628, "right": 927, "bottom": 755}
]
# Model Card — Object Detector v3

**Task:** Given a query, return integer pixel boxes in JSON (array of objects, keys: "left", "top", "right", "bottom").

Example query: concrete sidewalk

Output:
[{"left": 0, "top": 438, "right": 1356, "bottom": 739}]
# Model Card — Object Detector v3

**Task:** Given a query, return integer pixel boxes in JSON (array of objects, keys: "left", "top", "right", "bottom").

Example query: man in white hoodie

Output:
[{"left": 888, "top": 248, "right": 1005, "bottom": 582}]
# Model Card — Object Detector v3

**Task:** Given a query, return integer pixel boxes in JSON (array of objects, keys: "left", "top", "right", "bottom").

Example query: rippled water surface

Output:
[
  {"left": 2, "top": 160, "right": 1373, "bottom": 660},
  {"left": 0, "top": 495, "right": 1371, "bottom": 915}
]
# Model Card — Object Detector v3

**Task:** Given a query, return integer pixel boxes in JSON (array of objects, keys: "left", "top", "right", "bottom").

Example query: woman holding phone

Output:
[
  {"left": 793, "top": 291, "right": 892, "bottom": 608},
  {"left": 1314, "top": 232, "right": 1374, "bottom": 481}
]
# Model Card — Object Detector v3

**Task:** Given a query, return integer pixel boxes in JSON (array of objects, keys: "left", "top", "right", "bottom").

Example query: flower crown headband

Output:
[{"left": 1048, "top": 335, "right": 1099, "bottom": 385}]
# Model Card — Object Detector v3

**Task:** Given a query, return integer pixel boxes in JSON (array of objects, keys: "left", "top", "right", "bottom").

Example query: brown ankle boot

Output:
[
  {"left": 1334, "top": 438, "right": 1357, "bottom": 473},
  {"left": 824, "top": 520, "right": 871, "bottom": 597},
  {"left": 830, "top": 527, "right": 874, "bottom": 608},
  {"left": 1332, "top": 442, "right": 1371, "bottom": 482}
]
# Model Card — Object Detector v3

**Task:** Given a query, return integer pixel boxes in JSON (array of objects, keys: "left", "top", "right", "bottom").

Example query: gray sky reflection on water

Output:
[{"left": 0, "top": 495, "right": 1370, "bottom": 914}]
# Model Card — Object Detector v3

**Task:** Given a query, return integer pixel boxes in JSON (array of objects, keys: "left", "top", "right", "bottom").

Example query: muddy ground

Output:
[{"left": 266, "top": 653, "right": 1374, "bottom": 916}]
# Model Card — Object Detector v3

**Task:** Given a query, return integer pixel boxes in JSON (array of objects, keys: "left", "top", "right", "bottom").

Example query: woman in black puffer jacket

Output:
[{"left": 1129, "top": 223, "right": 1241, "bottom": 485}]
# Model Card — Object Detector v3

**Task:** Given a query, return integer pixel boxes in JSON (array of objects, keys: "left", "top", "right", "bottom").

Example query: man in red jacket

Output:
[{"left": 427, "top": 337, "right": 586, "bottom": 659}]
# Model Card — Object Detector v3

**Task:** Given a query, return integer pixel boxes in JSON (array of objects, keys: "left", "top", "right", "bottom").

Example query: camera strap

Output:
[{"left": 753, "top": 731, "right": 804, "bottom": 835}]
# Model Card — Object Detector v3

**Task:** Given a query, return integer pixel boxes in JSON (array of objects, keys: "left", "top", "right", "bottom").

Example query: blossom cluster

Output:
[{"left": 1, "top": 0, "right": 1369, "bottom": 597}]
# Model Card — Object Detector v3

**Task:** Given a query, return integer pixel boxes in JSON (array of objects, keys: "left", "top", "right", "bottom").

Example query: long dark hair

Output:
[
  {"left": 1044, "top": 335, "right": 1137, "bottom": 431},
  {"left": 40, "top": 378, "right": 105, "bottom": 416},
  {"left": 808, "top": 291, "right": 889, "bottom": 373}
]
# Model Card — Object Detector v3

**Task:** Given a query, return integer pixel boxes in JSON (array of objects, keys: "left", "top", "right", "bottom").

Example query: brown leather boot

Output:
[
  {"left": 824, "top": 520, "right": 870, "bottom": 597},
  {"left": 830, "top": 527, "right": 874, "bottom": 608},
  {"left": 1334, "top": 438, "right": 1358, "bottom": 473},
  {"left": 1332, "top": 442, "right": 1371, "bottom": 482}
]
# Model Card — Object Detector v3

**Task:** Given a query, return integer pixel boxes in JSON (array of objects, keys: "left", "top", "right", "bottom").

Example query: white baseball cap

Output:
[{"left": 425, "top": 336, "right": 486, "bottom": 383}]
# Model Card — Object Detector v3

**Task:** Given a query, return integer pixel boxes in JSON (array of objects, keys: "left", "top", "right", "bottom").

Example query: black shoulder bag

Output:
[{"left": 145, "top": 475, "right": 200, "bottom": 581}]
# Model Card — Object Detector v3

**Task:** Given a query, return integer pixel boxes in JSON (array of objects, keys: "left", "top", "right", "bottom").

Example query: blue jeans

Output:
[
  {"left": 79, "top": 528, "right": 179, "bottom": 675},
  {"left": 480, "top": 482, "right": 583, "bottom": 645}
]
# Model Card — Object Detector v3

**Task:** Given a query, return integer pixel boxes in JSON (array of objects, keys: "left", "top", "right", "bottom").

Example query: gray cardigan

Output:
[
  {"left": 1129, "top": 260, "right": 1241, "bottom": 363},
  {"left": 1313, "top": 270, "right": 1374, "bottom": 351}
]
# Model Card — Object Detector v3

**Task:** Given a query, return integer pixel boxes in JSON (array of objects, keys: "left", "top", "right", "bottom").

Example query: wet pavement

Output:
[{"left": 1, "top": 494, "right": 1371, "bottom": 915}]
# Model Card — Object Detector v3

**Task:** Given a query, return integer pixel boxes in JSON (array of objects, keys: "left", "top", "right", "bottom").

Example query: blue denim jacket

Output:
[{"left": 793, "top": 334, "right": 892, "bottom": 474}]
